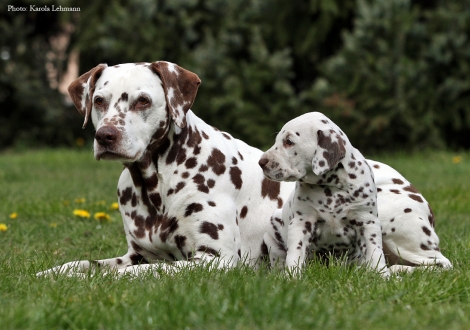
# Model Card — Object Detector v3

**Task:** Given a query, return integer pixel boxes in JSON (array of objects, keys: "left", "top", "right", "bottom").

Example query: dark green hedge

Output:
[{"left": 1, "top": 0, "right": 469, "bottom": 152}]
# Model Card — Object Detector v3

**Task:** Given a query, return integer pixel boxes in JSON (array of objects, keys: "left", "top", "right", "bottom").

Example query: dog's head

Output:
[
  {"left": 259, "top": 112, "right": 348, "bottom": 183},
  {"left": 68, "top": 61, "right": 201, "bottom": 162}
]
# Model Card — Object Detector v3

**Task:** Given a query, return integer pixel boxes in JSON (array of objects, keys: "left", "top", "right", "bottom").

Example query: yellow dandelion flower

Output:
[
  {"left": 452, "top": 156, "right": 462, "bottom": 164},
  {"left": 110, "top": 202, "right": 119, "bottom": 211},
  {"left": 96, "top": 200, "right": 106, "bottom": 206},
  {"left": 76, "top": 137, "right": 85, "bottom": 147},
  {"left": 75, "top": 198, "right": 86, "bottom": 204},
  {"left": 49, "top": 222, "right": 58, "bottom": 228},
  {"left": 73, "top": 209, "right": 90, "bottom": 218},
  {"left": 9, "top": 212, "right": 17, "bottom": 219},
  {"left": 94, "top": 212, "right": 111, "bottom": 221},
  {"left": 0, "top": 223, "right": 8, "bottom": 232}
]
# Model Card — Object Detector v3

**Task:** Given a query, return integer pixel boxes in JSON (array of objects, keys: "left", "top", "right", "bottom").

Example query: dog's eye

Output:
[
  {"left": 285, "top": 138, "right": 294, "bottom": 147},
  {"left": 94, "top": 97, "right": 104, "bottom": 106},
  {"left": 137, "top": 97, "right": 150, "bottom": 106}
]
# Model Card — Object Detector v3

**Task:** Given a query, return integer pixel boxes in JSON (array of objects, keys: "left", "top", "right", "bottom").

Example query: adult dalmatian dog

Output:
[
  {"left": 37, "top": 62, "right": 450, "bottom": 277},
  {"left": 37, "top": 61, "right": 293, "bottom": 277},
  {"left": 259, "top": 112, "right": 452, "bottom": 274}
]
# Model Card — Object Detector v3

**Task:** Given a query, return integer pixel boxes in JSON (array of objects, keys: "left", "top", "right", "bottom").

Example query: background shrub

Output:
[{"left": 1, "top": 0, "right": 469, "bottom": 151}]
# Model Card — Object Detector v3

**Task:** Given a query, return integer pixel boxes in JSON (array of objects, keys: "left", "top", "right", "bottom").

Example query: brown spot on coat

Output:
[
  {"left": 197, "top": 246, "right": 220, "bottom": 257},
  {"left": 403, "top": 185, "right": 419, "bottom": 193},
  {"left": 240, "top": 206, "right": 248, "bottom": 219},
  {"left": 192, "top": 174, "right": 209, "bottom": 193},
  {"left": 159, "top": 215, "right": 179, "bottom": 242},
  {"left": 199, "top": 222, "right": 221, "bottom": 239},
  {"left": 185, "top": 157, "right": 198, "bottom": 169},
  {"left": 149, "top": 192, "right": 162, "bottom": 210},
  {"left": 392, "top": 178, "right": 404, "bottom": 185},
  {"left": 428, "top": 203, "right": 436, "bottom": 227},
  {"left": 207, "top": 148, "right": 226, "bottom": 175},
  {"left": 119, "top": 187, "right": 133, "bottom": 205},
  {"left": 229, "top": 166, "right": 243, "bottom": 189},
  {"left": 409, "top": 194, "right": 424, "bottom": 203},
  {"left": 422, "top": 226, "right": 431, "bottom": 236},
  {"left": 174, "top": 235, "right": 187, "bottom": 253},
  {"left": 261, "top": 178, "right": 280, "bottom": 200},
  {"left": 207, "top": 179, "right": 215, "bottom": 188},
  {"left": 174, "top": 182, "right": 185, "bottom": 193},
  {"left": 420, "top": 243, "right": 431, "bottom": 251},
  {"left": 184, "top": 203, "right": 204, "bottom": 217}
]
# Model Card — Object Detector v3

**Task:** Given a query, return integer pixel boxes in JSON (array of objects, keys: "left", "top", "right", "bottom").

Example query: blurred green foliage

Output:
[{"left": 1, "top": 0, "right": 469, "bottom": 151}]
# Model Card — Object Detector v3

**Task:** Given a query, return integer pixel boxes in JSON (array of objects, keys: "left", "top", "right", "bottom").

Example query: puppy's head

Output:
[
  {"left": 259, "top": 112, "right": 347, "bottom": 182},
  {"left": 68, "top": 61, "right": 201, "bottom": 162}
]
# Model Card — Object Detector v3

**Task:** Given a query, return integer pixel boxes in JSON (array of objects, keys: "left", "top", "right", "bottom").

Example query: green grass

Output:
[{"left": 1, "top": 149, "right": 469, "bottom": 330}]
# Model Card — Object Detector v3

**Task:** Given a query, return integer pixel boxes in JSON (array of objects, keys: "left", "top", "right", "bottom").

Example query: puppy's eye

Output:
[
  {"left": 94, "top": 97, "right": 104, "bottom": 106},
  {"left": 283, "top": 137, "right": 295, "bottom": 148}
]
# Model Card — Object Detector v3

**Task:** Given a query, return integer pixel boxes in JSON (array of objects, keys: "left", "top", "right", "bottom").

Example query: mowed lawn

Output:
[{"left": 0, "top": 149, "right": 469, "bottom": 330}]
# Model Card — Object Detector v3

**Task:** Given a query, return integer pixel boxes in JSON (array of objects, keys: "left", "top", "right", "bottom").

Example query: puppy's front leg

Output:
[
  {"left": 360, "top": 214, "right": 390, "bottom": 277},
  {"left": 285, "top": 215, "right": 314, "bottom": 275},
  {"left": 264, "top": 209, "right": 288, "bottom": 269}
]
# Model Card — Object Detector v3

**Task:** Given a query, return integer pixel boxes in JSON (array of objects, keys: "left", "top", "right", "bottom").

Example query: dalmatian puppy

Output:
[
  {"left": 37, "top": 61, "right": 294, "bottom": 277},
  {"left": 259, "top": 112, "right": 452, "bottom": 275},
  {"left": 259, "top": 112, "right": 389, "bottom": 276}
]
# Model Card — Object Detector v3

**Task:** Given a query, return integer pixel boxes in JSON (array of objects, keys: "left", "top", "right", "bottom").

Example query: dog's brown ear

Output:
[
  {"left": 150, "top": 61, "right": 201, "bottom": 128},
  {"left": 68, "top": 64, "right": 107, "bottom": 129},
  {"left": 312, "top": 129, "right": 346, "bottom": 176}
]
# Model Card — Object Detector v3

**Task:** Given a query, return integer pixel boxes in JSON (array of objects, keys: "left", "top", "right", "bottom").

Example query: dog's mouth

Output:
[
  {"left": 262, "top": 168, "right": 301, "bottom": 182},
  {"left": 262, "top": 170, "right": 290, "bottom": 182},
  {"left": 95, "top": 149, "right": 140, "bottom": 162}
]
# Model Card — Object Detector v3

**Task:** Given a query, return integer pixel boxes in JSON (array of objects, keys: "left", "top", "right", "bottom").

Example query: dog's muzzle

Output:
[{"left": 94, "top": 126, "right": 130, "bottom": 161}]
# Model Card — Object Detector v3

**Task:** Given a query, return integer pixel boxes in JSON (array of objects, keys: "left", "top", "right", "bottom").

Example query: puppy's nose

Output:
[
  {"left": 258, "top": 158, "right": 269, "bottom": 168},
  {"left": 95, "top": 126, "right": 119, "bottom": 146}
]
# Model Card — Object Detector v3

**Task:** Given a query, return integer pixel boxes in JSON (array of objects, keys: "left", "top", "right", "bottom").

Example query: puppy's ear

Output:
[
  {"left": 150, "top": 61, "right": 201, "bottom": 128},
  {"left": 312, "top": 129, "right": 346, "bottom": 176},
  {"left": 68, "top": 64, "right": 107, "bottom": 129}
]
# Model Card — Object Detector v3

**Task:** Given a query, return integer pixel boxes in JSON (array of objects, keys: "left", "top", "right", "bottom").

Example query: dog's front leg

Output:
[
  {"left": 263, "top": 209, "right": 288, "bottom": 269},
  {"left": 285, "top": 215, "right": 314, "bottom": 276},
  {"left": 36, "top": 252, "right": 143, "bottom": 277},
  {"left": 360, "top": 214, "right": 390, "bottom": 277},
  {"left": 114, "top": 251, "right": 237, "bottom": 277}
]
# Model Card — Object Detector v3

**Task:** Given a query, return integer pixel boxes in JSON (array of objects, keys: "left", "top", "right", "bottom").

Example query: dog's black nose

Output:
[
  {"left": 258, "top": 158, "right": 269, "bottom": 168},
  {"left": 95, "top": 126, "right": 119, "bottom": 146}
]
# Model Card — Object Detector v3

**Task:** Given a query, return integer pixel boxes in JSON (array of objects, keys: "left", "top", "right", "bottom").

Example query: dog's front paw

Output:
[
  {"left": 36, "top": 261, "right": 91, "bottom": 277},
  {"left": 110, "top": 264, "right": 160, "bottom": 279}
]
